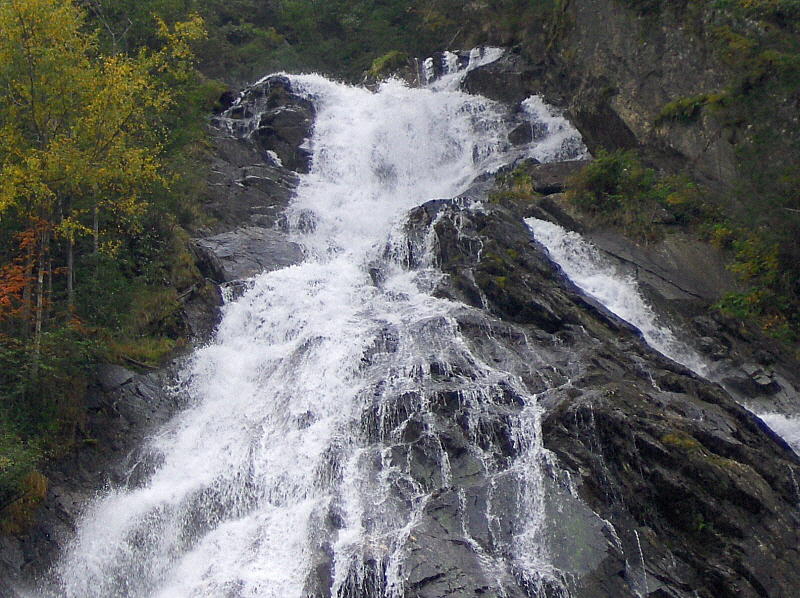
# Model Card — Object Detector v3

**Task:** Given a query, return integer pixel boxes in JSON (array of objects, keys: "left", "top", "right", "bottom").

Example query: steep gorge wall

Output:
[{"left": 550, "top": 0, "right": 738, "bottom": 186}]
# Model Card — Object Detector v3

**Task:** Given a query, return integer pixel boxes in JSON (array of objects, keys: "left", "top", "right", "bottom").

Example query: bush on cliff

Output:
[
  {"left": 565, "top": 152, "right": 800, "bottom": 346},
  {"left": 565, "top": 150, "right": 713, "bottom": 240}
]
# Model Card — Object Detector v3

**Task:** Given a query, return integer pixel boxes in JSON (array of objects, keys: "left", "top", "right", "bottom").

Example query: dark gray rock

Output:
[
  {"left": 95, "top": 364, "right": 135, "bottom": 393},
  {"left": 462, "top": 51, "right": 546, "bottom": 105},
  {"left": 548, "top": 2, "right": 738, "bottom": 189},
  {"left": 523, "top": 160, "right": 589, "bottom": 195},
  {"left": 253, "top": 107, "right": 314, "bottom": 173},
  {"left": 508, "top": 122, "right": 534, "bottom": 146},
  {"left": 193, "top": 226, "right": 303, "bottom": 283},
  {"left": 201, "top": 135, "right": 299, "bottom": 233},
  {"left": 400, "top": 195, "right": 800, "bottom": 598},
  {"left": 224, "top": 75, "right": 316, "bottom": 173}
]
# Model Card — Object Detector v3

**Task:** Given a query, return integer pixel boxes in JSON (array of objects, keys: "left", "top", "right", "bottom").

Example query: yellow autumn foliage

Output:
[{"left": 0, "top": 0, "right": 204, "bottom": 245}]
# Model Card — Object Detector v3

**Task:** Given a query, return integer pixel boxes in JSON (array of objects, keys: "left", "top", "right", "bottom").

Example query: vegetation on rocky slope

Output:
[
  {"left": 619, "top": 0, "right": 800, "bottom": 344},
  {"left": 562, "top": 150, "right": 799, "bottom": 346}
]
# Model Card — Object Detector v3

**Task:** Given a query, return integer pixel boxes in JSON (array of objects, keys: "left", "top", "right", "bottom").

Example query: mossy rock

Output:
[{"left": 1, "top": 471, "right": 48, "bottom": 536}]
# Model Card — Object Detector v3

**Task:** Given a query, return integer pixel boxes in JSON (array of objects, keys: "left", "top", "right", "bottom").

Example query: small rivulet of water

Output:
[
  {"left": 526, "top": 218, "right": 800, "bottom": 454},
  {"left": 525, "top": 218, "right": 708, "bottom": 376},
  {"left": 43, "top": 56, "right": 590, "bottom": 597}
]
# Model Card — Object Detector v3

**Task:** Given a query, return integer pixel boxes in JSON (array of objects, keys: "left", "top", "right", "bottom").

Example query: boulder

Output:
[
  {"left": 462, "top": 51, "right": 545, "bottom": 105},
  {"left": 193, "top": 226, "right": 303, "bottom": 283},
  {"left": 201, "top": 135, "right": 299, "bottom": 233},
  {"left": 225, "top": 75, "right": 316, "bottom": 173},
  {"left": 526, "top": 160, "right": 589, "bottom": 195}
]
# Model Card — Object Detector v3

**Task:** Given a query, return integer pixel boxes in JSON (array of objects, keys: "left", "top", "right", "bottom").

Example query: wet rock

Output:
[
  {"left": 508, "top": 122, "right": 533, "bottom": 145},
  {"left": 234, "top": 75, "right": 316, "bottom": 173},
  {"left": 723, "top": 364, "right": 782, "bottom": 398},
  {"left": 403, "top": 490, "right": 517, "bottom": 598},
  {"left": 697, "top": 336, "right": 729, "bottom": 360},
  {"left": 215, "top": 90, "right": 236, "bottom": 114},
  {"left": 524, "top": 160, "right": 589, "bottom": 195},
  {"left": 193, "top": 227, "right": 304, "bottom": 283},
  {"left": 201, "top": 135, "right": 299, "bottom": 232},
  {"left": 462, "top": 51, "right": 545, "bottom": 105},
  {"left": 403, "top": 195, "right": 800, "bottom": 598}
]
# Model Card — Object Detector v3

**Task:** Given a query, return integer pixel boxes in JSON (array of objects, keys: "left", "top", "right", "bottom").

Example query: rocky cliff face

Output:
[
  {"left": 409, "top": 194, "right": 800, "bottom": 597},
  {"left": 553, "top": 0, "right": 739, "bottom": 188},
  {"left": 461, "top": 0, "right": 798, "bottom": 199}
]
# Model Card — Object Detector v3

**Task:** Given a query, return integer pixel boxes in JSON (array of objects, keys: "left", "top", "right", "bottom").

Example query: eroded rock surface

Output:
[
  {"left": 393, "top": 196, "right": 800, "bottom": 598},
  {"left": 194, "top": 227, "right": 303, "bottom": 283},
  {"left": 218, "top": 75, "right": 316, "bottom": 174}
]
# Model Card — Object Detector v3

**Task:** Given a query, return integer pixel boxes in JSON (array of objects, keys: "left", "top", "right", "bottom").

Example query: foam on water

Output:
[
  {"left": 525, "top": 218, "right": 800, "bottom": 456},
  {"left": 47, "top": 75, "right": 587, "bottom": 597},
  {"left": 426, "top": 46, "right": 506, "bottom": 90},
  {"left": 525, "top": 218, "right": 707, "bottom": 375},
  {"left": 521, "top": 97, "right": 590, "bottom": 163}
]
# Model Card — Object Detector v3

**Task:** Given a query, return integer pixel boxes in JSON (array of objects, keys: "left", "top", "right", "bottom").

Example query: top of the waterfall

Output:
[{"left": 423, "top": 47, "right": 505, "bottom": 89}]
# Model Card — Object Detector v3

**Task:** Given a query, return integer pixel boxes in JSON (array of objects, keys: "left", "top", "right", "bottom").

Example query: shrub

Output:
[{"left": 368, "top": 50, "right": 410, "bottom": 79}]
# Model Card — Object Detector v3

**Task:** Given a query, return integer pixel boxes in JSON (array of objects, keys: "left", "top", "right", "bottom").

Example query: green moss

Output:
[
  {"left": 661, "top": 432, "right": 702, "bottom": 451},
  {"left": 657, "top": 92, "right": 729, "bottom": 124},
  {"left": 662, "top": 432, "right": 745, "bottom": 471},
  {"left": 707, "top": 453, "right": 740, "bottom": 469},
  {"left": 107, "top": 336, "right": 179, "bottom": 369},
  {"left": 493, "top": 166, "right": 539, "bottom": 202},
  {"left": 0, "top": 429, "right": 40, "bottom": 514},
  {"left": 481, "top": 252, "right": 511, "bottom": 276},
  {"left": 368, "top": 50, "right": 409, "bottom": 79}
]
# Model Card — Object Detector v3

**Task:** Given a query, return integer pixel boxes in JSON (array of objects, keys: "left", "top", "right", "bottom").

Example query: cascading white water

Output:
[
  {"left": 424, "top": 46, "right": 505, "bottom": 89},
  {"left": 525, "top": 218, "right": 707, "bottom": 375},
  {"left": 47, "top": 73, "right": 587, "bottom": 598},
  {"left": 757, "top": 413, "right": 800, "bottom": 453},
  {"left": 526, "top": 218, "right": 800, "bottom": 454}
]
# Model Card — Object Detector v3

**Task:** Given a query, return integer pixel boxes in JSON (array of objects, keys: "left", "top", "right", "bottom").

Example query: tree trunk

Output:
[
  {"left": 67, "top": 236, "right": 75, "bottom": 312},
  {"left": 31, "top": 227, "right": 50, "bottom": 377},
  {"left": 93, "top": 203, "right": 99, "bottom": 254},
  {"left": 20, "top": 238, "right": 35, "bottom": 337},
  {"left": 45, "top": 256, "right": 53, "bottom": 325}
]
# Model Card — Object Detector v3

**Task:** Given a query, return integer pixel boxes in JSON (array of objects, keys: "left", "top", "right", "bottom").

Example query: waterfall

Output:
[
  {"left": 757, "top": 413, "right": 800, "bottom": 453},
  {"left": 45, "top": 74, "right": 587, "bottom": 597},
  {"left": 525, "top": 218, "right": 707, "bottom": 375},
  {"left": 526, "top": 218, "right": 800, "bottom": 454}
]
